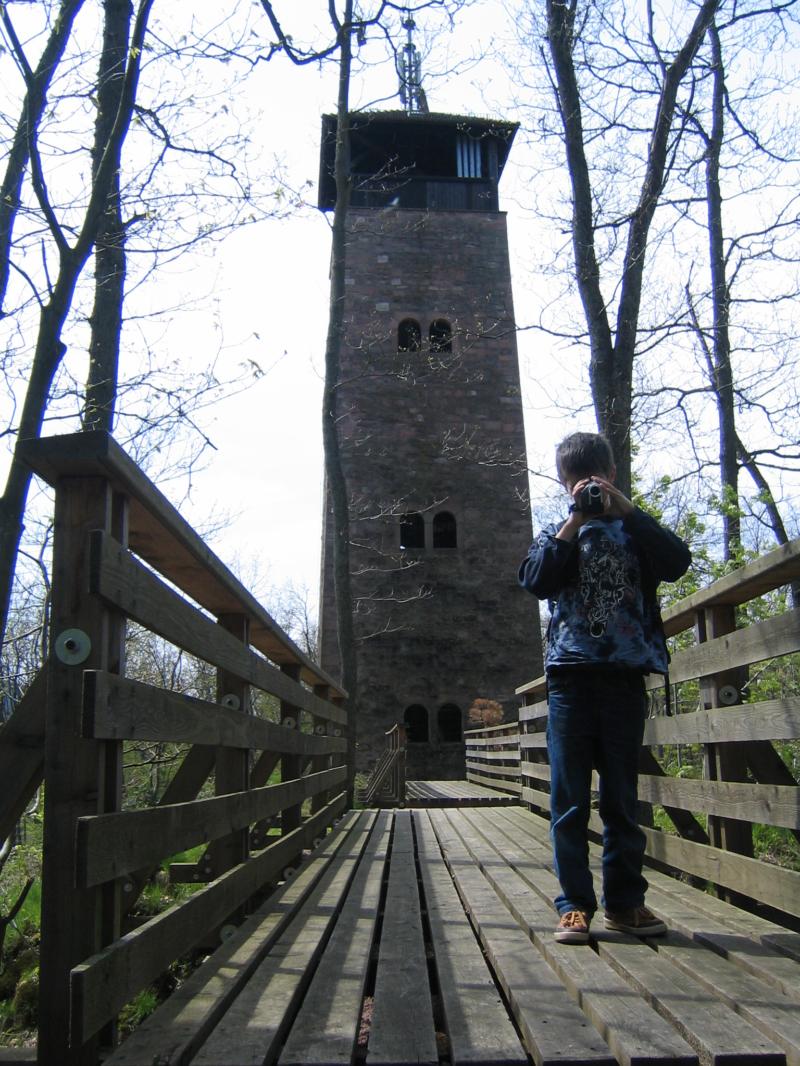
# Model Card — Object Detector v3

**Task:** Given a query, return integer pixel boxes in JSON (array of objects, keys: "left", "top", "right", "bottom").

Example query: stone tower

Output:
[{"left": 317, "top": 103, "right": 543, "bottom": 780}]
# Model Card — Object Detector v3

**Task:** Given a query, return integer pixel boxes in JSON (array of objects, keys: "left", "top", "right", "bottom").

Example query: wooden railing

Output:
[
  {"left": 360, "top": 723, "right": 407, "bottom": 807},
  {"left": 490, "top": 538, "right": 800, "bottom": 924},
  {"left": 1, "top": 431, "right": 349, "bottom": 1065},
  {"left": 465, "top": 720, "right": 521, "bottom": 797}
]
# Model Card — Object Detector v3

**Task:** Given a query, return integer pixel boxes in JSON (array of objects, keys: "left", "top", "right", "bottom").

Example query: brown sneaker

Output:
[
  {"left": 554, "top": 910, "right": 591, "bottom": 943},
  {"left": 604, "top": 905, "right": 666, "bottom": 936}
]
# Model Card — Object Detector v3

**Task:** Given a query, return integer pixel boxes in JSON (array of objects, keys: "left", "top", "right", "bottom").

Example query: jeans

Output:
[{"left": 546, "top": 669, "right": 648, "bottom": 917}]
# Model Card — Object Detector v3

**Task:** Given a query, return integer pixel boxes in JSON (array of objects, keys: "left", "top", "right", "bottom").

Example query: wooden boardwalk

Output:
[
  {"left": 107, "top": 805, "right": 800, "bottom": 1066},
  {"left": 406, "top": 779, "right": 519, "bottom": 806}
]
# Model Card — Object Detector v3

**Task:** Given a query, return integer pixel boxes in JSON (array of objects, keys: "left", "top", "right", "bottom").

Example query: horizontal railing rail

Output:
[
  {"left": 464, "top": 719, "right": 521, "bottom": 797},
  {"left": 5, "top": 431, "right": 350, "bottom": 1063}
]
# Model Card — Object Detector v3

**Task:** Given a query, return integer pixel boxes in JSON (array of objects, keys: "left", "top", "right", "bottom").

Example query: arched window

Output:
[
  {"left": 398, "top": 318, "right": 422, "bottom": 353},
  {"left": 404, "top": 704, "right": 429, "bottom": 743},
  {"left": 429, "top": 319, "right": 452, "bottom": 353},
  {"left": 438, "top": 704, "right": 462, "bottom": 743},
  {"left": 433, "top": 511, "right": 457, "bottom": 549},
  {"left": 400, "top": 512, "right": 425, "bottom": 550}
]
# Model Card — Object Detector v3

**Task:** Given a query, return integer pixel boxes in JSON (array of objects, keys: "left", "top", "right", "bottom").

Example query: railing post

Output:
[
  {"left": 280, "top": 663, "right": 303, "bottom": 855},
  {"left": 311, "top": 684, "right": 332, "bottom": 815},
  {"left": 38, "top": 477, "right": 120, "bottom": 1066},
  {"left": 209, "top": 613, "right": 250, "bottom": 882},
  {"left": 697, "top": 604, "right": 752, "bottom": 902}
]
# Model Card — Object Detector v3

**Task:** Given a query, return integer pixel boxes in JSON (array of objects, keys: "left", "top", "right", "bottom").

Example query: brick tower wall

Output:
[{"left": 318, "top": 206, "right": 543, "bottom": 779}]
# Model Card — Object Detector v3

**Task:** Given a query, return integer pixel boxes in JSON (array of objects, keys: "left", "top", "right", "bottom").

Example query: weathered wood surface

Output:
[
  {"left": 89, "top": 531, "right": 346, "bottom": 726},
  {"left": 72, "top": 794, "right": 348, "bottom": 1045},
  {"left": 19, "top": 431, "right": 343, "bottom": 692},
  {"left": 76, "top": 766, "right": 348, "bottom": 886},
  {"left": 406, "top": 779, "right": 519, "bottom": 806},
  {"left": 83, "top": 670, "right": 347, "bottom": 755},
  {"left": 103, "top": 806, "right": 798, "bottom": 1066}
]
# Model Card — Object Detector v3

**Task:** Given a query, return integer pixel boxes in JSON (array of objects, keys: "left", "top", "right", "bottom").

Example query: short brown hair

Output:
[{"left": 555, "top": 432, "right": 614, "bottom": 485}]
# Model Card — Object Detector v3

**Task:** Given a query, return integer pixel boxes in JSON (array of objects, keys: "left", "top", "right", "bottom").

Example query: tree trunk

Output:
[
  {"left": 0, "top": 0, "right": 85, "bottom": 313},
  {"left": 84, "top": 0, "right": 132, "bottom": 432},
  {"left": 546, "top": 0, "right": 721, "bottom": 495},
  {"left": 0, "top": 0, "right": 155, "bottom": 646},
  {"left": 321, "top": 0, "right": 358, "bottom": 804},
  {"left": 704, "top": 22, "right": 740, "bottom": 559}
]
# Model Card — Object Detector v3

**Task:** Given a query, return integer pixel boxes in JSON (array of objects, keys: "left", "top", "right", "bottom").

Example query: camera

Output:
[{"left": 577, "top": 480, "right": 605, "bottom": 514}]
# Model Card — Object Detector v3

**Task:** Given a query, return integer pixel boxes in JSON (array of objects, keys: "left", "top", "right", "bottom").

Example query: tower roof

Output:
[{"left": 318, "top": 110, "right": 519, "bottom": 212}]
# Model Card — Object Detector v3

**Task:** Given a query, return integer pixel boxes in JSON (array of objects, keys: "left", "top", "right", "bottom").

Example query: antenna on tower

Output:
[{"left": 398, "top": 8, "right": 428, "bottom": 114}]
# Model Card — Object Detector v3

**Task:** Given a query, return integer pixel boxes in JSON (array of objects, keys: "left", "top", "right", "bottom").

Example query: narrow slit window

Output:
[
  {"left": 404, "top": 704, "right": 429, "bottom": 743},
  {"left": 429, "top": 319, "right": 452, "bottom": 353},
  {"left": 400, "top": 512, "right": 425, "bottom": 550},
  {"left": 433, "top": 511, "right": 457, "bottom": 549},
  {"left": 398, "top": 318, "right": 422, "bottom": 353}
]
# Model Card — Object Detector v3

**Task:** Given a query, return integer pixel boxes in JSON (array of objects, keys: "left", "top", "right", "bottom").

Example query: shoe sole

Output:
[
  {"left": 604, "top": 918, "right": 666, "bottom": 936},
  {"left": 554, "top": 930, "right": 590, "bottom": 944}
]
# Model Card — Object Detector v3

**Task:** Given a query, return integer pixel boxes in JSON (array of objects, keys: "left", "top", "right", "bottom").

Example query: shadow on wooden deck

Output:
[{"left": 105, "top": 806, "right": 800, "bottom": 1066}]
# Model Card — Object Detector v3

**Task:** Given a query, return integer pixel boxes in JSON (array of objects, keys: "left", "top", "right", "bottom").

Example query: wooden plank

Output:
[
  {"left": 0, "top": 668, "right": 45, "bottom": 844},
  {"left": 466, "top": 773, "right": 522, "bottom": 796},
  {"left": 520, "top": 732, "right": 548, "bottom": 750},
  {"left": 466, "top": 770, "right": 522, "bottom": 794},
  {"left": 519, "top": 701, "right": 548, "bottom": 721},
  {"left": 643, "top": 699, "right": 800, "bottom": 746},
  {"left": 89, "top": 531, "right": 347, "bottom": 726},
  {"left": 595, "top": 931, "right": 786, "bottom": 1066},
  {"left": 496, "top": 808, "right": 790, "bottom": 1062},
  {"left": 640, "top": 861, "right": 800, "bottom": 965},
  {"left": 19, "top": 430, "right": 344, "bottom": 695},
  {"left": 520, "top": 762, "right": 551, "bottom": 782},
  {"left": 76, "top": 766, "right": 347, "bottom": 886},
  {"left": 428, "top": 809, "right": 616, "bottom": 1065},
  {"left": 515, "top": 675, "right": 547, "bottom": 699},
  {"left": 448, "top": 810, "right": 698, "bottom": 1066},
  {"left": 660, "top": 538, "right": 800, "bottom": 635},
  {"left": 466, "top": 747, "right": 522, "bottom": 762},
  {"left": 465, "top": 723, "right": 521, "bottom": 737},
  {"left": 83, "top": 670, "right": 346, "bottom": 756},
  {"left": 667, "top": 609, "right": 800, "bottom": 685},
  {"left": 466, "top": 760, "right": 521, "bottom": 780},
  {"left": 278, "top": 812, "right": 393, "bottom": 1066},
  {"left": 191, "top": 811, "right": 378, "bottom": 1066},
  {"left": 102, "top": 811, "right": 366, "bottom": 1066},
  {"left": 636, "top": 773, "right": 800, "bottom": 830},
  {"left": 367, "top": 810, "right": 438, "bottom": 1066},
  {"left": 466, "top": 735, "right": 521, "bottom": 749},
  {"left": 620, "top": 816, "right": 800, "bottom": 919},
  {"left": 70, "top": 793, "right": 347, "bottom": 1044},
  {"left": 642, "top": 882, "right": 800, "bottom": 1002},
  {"left": 415, "top": 812, "right": 529, "bottom": 1066},
  {"left": 654, "top": 929, "right": 800, "bottom": 1065}
]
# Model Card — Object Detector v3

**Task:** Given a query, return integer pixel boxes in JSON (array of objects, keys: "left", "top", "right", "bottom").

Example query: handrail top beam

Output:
[
  {"left": 20, "top": 431, "right": 344, "bottom": 697},
  {"left": 661, "top": 537, "right": 800, "bottom": 635}
]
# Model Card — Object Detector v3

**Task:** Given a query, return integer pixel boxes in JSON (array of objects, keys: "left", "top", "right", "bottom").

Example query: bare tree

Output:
[
  {"left": 532, "top": 0, "right": 722, "bottom": 495},
  {"left": 0, "top": 2, "right": 286, "bottom": 648}
]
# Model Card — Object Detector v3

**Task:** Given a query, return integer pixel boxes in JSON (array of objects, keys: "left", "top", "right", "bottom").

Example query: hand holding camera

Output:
[{"left": 568, "top": 475, "right": 634, "bottom": 520}]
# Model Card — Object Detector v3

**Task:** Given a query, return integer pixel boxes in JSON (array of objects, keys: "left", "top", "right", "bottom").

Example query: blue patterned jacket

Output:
[{"left": 518, "top": 509, "right": 691, "bottom": 675}]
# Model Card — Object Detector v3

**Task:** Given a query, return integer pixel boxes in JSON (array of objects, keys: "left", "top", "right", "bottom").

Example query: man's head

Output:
[{"left": 555, "top": 432, "right": 615, "bottom": 490}]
